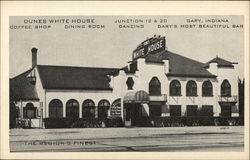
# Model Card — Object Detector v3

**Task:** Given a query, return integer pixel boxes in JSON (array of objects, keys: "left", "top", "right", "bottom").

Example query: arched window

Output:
[
  {"left": 23, "top": 103, "right": 37, "bottom": 118},
  {"left": 149, "top": 77, "right": 161, "bottom": 95},
  {"left": 66, "top": 99, "right": 79, "bottom": 118},
  {"left": 49, "top": 99, "right": 63, "bottom": 118},
  {"left": 170, "top": 80, "right": 181, "bottom": 96},
  {"left": 186, "top": 80, "right": 197, "bottom": 96},
  {"left": 202, "top": 80, "right": 213, "bottom": 96},
  {"left": 221, "top": 80, "right": 231, "bottom": 97},
  {"left": 82, "top": 99, "right": 95, "bottom": 119},
  {"left": 98, "top": 100, "right": 110, "bottom": 118}
]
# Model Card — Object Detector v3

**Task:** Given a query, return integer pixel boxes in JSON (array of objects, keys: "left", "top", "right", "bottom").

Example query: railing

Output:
[
  {"left": 149, "top": 94, "right": 167, "bottom": 102},
  {"left": 218, "top": 95, "right": 237, "bottom": 102}
]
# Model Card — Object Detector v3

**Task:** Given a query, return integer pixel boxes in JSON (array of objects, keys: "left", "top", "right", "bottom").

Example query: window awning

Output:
[{"left": 123, "top": 90, "right": 149, "bottom": 104}]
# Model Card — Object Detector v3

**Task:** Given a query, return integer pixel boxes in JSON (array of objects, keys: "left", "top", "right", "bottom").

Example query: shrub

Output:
[
  {"left": 215, "top": 117, "right": 241, "bottom": 126},
  {"left": 70, "top": 118, "right": 105, "bottom": 128},
  {"left": 44, "top": 118, "right": 75, "bottom": 128},
  {"left": 44, "top": 116, "right": 243, "bottom": 128},
  {"left": 136, "top": 117, "right": 152, "bottom": 127},
  {"left": 152, "top": 116, "right": 216, "bottom": 127},
  {"left": 106, "top": 117, "right": 124, "bottom": 127},
  {"left": 198, "top": 117, "right": 215, "bottom": 126},
  {"left": 44, "top": 117, "right": 124, "bottom": 128}
]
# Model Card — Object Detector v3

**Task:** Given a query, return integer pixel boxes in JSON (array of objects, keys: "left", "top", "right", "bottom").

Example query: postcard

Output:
[{"left": 1, "top": 1, "right": 249, "bottom": 160}]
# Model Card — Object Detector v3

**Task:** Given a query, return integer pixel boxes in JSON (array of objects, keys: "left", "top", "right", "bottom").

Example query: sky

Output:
[{"left": 9, "top": 16, "right": 244, "bottom": 79}]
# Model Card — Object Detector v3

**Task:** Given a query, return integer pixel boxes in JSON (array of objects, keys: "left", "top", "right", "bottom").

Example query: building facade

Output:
[{"left": 10, "top": 36, "right": 239, "bottom": 128}]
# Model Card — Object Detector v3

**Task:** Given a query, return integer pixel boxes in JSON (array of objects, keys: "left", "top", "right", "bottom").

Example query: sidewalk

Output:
[
  {"left": 10, "top": 126, "right": 244, "bottom": 141},
  {"left": 10, "top": 126, "right": 244, "bottom": 152}
]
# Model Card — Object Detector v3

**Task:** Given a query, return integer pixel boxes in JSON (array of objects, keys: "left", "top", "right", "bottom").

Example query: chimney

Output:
[
  {"left": 163, "top": 59, "right": 169, "bottom": 74},
  {"left": 31, "top": 48, "right": 37, "bottom": 68}
]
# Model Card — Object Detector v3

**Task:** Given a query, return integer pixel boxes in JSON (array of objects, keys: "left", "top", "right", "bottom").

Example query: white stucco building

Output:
[{"left": 10, "top": 36, "right": 239, "bottom": 128}]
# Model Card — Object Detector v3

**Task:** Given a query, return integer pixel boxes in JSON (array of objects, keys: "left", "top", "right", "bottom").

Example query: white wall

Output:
[
  {"left": 45, "top": 89, "right": 121, "bottom": 118},
  {"left": 14, "top": 57, "right": 239, "bottom": 127},
  {"left": 217, "top": 66, "right": 239, "bottom": 116},
  {"left": 15, "top": 100, "right": 42, "bottom": 128},
  {"left": 115, "top": 58, "right": 239, "bottom": 117},
  {"left": 167, "top": 76, "right": 219, "bottom": 116}
]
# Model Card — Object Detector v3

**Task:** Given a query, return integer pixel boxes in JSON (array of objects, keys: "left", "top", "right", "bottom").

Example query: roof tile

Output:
[
  {"left": 37, "top": 65, "right": 119, "bottom": 90},
  {"left": 204, "top": 56, "right": 234, "bottom": 68},
  {"left": 10, "top": 69, "right": 39, "bottom": 101},
  {"left": 148, "top": 50, "right": 217, "bottom": 78}
]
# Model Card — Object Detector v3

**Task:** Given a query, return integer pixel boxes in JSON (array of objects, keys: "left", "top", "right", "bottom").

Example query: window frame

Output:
[
  {"left": 186, "top": 80, "right": 198, "bottom": 97},
  {"left": 170, "top": 80, "right": 181, "bottom": 96},
  {"left": 98, "top": 99, "right": 110, "bottom": 118},
  {"left": 186, "top": 105, "right": 198, "bottom": 117},
  {"left": 149, "top": 77, "right": 161, "bottom": 96},
  {"left": 202, "top": 80, "right": 213, "bottom": 97},
  {"left": 221, "top": 79, "right": 231, "bottom": 97},
  {"left": 66, "top": 99, "right": 79, "bottom": 119},
  {"left": 200, "top": 105, "right": 214, "bottom": 117},
  {"left": 49, "top": 99, "right": 63, "bottom": 118},
  {"left": 23, "top": 103, "right": 37, "bottom": 119},
  {"left": 82, "top": 99, "right": 95, "bottom": 119},
  {"left": 220, "top": 105, "right": 232, "bottom": 117}
]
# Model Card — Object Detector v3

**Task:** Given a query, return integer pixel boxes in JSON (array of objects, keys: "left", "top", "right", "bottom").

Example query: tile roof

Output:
[
  {"left": 37, "top": 65, "right": 119, "bottom": 90},
  {"left": 145, "top": 53, "right": 164, "bottom": 64},
  {"left": 10, "top": 69, "right": 39, "bottom": 101},
  {"left": 145, "top": 50, "right": 217, "bottom": 78},
  {"left": 204, "top": 56, "right": 234, "bottom": 68},
  {"left": 10, "top": 49, "right": 219, "bottom": 98}
]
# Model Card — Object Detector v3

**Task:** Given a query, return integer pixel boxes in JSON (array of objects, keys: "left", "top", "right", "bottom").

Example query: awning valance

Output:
[{"left": 123, "top": 90, "right": 149, "bottom": 104}]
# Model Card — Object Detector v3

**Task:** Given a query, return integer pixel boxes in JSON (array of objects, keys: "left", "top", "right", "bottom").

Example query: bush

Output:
[
  {"left": 44, "top": 118, "right": 75, "bottom": 128},
  {"left": 44, "top": 116, "right": 243, "bottom": 128},
  {"left": 139, "top": 117, "right": 153, "bottom": 127},
  {"left": 44, "top": 117, "right": 124, "bottom": 128},
  {"left": 151, "top": 116, "right": 242, "bottom": 127},
  {"left": 153, "top": 117, "right": 185, "bottom": 127},
  {"left": 216, "top": 117, "right": 241, "bottom": 126},
  {"left": 198, "top": 117, "right": 215, "bottom": 126},
  {"left": 71, "top": 118, "right": 104, "bottom": 128},
  {"left": 106, "top": 117, "right": 124, "bottom": 127}
]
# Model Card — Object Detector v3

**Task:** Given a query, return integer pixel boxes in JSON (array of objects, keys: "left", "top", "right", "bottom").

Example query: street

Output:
[{"left": 10, "top": 126, "right": 244, "bottom": 152}]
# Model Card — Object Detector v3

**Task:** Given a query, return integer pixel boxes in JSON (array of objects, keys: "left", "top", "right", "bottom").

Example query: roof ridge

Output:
[
  {"left": 205, "top": 56, "right": 234, "bottom": 68},
  {"left": 163, "top": 50, "right": 206, "bottom": 65},
  {"left": 37, "top": 64, "right": 119, "bottom": 70},
  {"left": 208, "top": 56, "right": 233, "bottom": 63},
  {"left": 10, "top": 68, "right": 32, "bottom": 80}
]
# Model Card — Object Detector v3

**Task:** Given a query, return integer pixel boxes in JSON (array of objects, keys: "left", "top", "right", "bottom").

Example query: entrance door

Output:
[
  {"left": 220, "top": 105, "right": 232, "bottom": 117},
  {"left": 125, "top": 104, "right": 142, "bottom": 127},
  {"left": 131, "top": 104, "right": 142, "bottom": 126}
]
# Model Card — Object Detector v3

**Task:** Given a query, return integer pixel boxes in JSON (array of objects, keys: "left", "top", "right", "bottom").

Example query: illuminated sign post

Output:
[
  {"left": 132, "top": 36, "right": 166, "bottom": 60},
  {"left": 110, "top": 100, "right": 121, "bottom": 117}
]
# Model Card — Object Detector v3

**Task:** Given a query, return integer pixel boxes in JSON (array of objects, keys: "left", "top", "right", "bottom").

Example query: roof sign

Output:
[{"left": 132, "top": 36, "right": 166, "bottom": 60}]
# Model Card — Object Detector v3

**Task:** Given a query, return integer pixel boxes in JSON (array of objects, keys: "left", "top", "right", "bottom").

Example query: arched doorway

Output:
[
  {"left": 123, "top": 90, "right": 149, "bottom": 127},
  {"left": 66, "top": 99, "right": 79, "bottom": 118},
  {"left": 98, "top": 99, "right": 110, "bottom": 118},
  {"left": 82, "top": 99, "right": 95, "bottom": 119},
  {"left": 49, "top": 99, "right": 63, "bottom": 118}
]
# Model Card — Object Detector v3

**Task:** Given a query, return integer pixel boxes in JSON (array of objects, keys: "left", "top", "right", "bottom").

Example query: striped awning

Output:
[{"left": 123, "top": 90, "right": 149, "bottom": 104}]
